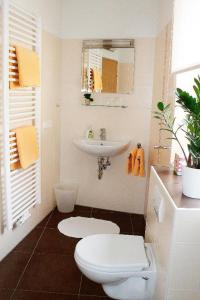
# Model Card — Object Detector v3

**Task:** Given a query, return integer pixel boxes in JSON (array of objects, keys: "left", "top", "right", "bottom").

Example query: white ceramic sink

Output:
[{"left": 73, "top": 139, "right": 130, "bottom": 157}]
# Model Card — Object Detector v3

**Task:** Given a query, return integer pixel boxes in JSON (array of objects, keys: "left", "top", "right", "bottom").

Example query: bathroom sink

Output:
[{"left": 73, "top": 139, "right": 130, "bottom": 157}]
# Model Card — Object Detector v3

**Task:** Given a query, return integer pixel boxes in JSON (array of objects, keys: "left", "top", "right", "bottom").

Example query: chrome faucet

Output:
[{"left": 100, "top": 128, "right": 106, "bottom": 140}]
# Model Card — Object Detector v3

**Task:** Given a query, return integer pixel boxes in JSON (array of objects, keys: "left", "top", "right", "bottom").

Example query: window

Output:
[
  {"left": 172, "top": 0, "right": 200, "bottom": 73},
  {"left": 170, "top": 0, "right": 200, "bottom": 163},
  {"left": 171, "top": 69, "right": 200, "bottom": 162}
]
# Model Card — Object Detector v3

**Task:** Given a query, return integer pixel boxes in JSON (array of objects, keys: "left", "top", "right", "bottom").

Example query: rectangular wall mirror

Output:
[{"left": 81, "top": 39, "right": 135, "bottom": 94}]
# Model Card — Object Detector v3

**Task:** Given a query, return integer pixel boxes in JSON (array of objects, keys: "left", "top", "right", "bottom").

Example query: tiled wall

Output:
[
  {"left": 41, "top": 31, "right": 61, "bottom": 207},
  {"left": 60, "top": 38, "right": 155, "bottom": 214},
  {"left": 148, "top": 22, "right": 175, "bottom": 168}
]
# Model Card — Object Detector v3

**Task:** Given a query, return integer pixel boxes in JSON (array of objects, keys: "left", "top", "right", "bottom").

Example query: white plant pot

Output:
[{"left": 182, "top": 166, "right": 200, "bottom": 199}]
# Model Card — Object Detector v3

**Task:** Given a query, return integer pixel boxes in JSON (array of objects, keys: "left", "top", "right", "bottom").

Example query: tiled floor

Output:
[{"left": 0, "top": 205, "right": 146, "bottom": 300}]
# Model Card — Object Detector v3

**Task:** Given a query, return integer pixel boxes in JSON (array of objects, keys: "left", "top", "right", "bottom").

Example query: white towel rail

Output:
[
  {"left": 87, "top": 49, "right": 102, "bottom": 92},
  {"left": 0, "top": 0, "right": 41, "bottom": 230}
]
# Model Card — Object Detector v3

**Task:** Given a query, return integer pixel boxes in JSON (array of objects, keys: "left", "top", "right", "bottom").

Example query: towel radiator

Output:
[
  {"left": 0, "top": 0, "right": 41, "bottom": 230},
  {"left": 87, "top": 49, "right": 102, "bottom": 92}
]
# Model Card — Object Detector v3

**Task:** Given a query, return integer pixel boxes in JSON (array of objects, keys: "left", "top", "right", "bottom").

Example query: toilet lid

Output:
[{"left": 75, "top": 234, "right": 149, "bottom": 272}]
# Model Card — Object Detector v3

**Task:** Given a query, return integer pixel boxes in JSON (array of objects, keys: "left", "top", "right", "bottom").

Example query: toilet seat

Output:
[{"left": 75, "top": 234, "right": 149, "bottom": 273}]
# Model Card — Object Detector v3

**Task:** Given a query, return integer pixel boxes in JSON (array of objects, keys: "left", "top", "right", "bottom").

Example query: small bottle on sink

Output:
[{"left": 86, "top": 126, "right": 94, "bottom": 139}]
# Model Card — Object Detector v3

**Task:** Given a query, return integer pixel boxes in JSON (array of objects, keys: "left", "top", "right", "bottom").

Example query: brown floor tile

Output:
[
  {"left": 37, "top": 213, "right": 53, "bottom": 228},
  {"left": 0, "top": 289, "right": 13, "bottom": 300},
  {"left": 35, "top": 228, "right": 79, "bottom": 255},
  {"left": 131, "top": 214, "right": 146, "bottom": 237},
  {"left": 47, "top": 207, "right": 91, "bottom": 229},
  {"left": 92, "top": 208, "right": 122, "bottom": 214},
  {"left": 18, "top": 253, "right": 81, "bottom": 294},
  {"left": 14, "top": 227, "right": 43, "bottom": 253},
  {"left": 80, "top": 276, "right": 107, "bottom": 297},
  {"left": 91, "top": 210, "right": 132, "bottom": 234},
  {"left": 74, "top": 206, "right": 92, "bottom": 214},
  {"left": 0, "top": 252, "right": 30, "bottom": 289},
  {"left": 13, "top": 290, "right": 78, "bottom": 299}
]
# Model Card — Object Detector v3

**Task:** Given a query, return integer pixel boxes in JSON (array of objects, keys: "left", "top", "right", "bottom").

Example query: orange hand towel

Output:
[
  {"left": 126, "top": 148, "right": 137, "bottom": 174},
  {"left": 13, "top": 126, "right": 39, "bottom": 169},
  {"left": 133, "top": 148, "right": 145, "bottom": 177},
  {"left": 10, "top": 45, "right": 40, "bottom": 89}
]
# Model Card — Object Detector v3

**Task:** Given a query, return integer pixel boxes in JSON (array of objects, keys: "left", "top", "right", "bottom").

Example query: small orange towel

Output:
[
  {"left": 127, "top": 148, "right": 137, "bottom": 174},
  {"left": 133, "top": 148, "right": 145, "bottom": 177},
  {"left": 127, "top": 147, "right": 145, "bottom": 177}
]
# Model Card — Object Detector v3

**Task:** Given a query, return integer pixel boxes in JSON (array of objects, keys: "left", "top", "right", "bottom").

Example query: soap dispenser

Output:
[{"left": 86, "top": 126, "right": 94, "bottom": 139}]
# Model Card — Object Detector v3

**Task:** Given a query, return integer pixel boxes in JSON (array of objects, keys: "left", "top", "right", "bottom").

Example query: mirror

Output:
[{"left": 81, "top": 39, "right": 135, "bottom": 94}]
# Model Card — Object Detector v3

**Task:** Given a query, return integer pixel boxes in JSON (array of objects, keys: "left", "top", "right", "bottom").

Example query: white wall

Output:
[
  {"left": 13, "top": 0, "right": 62, "bottom": 37},
  {"left": 157, "top": 0, "right": 174, "bottom": 33},
  {"left": 61, "top": 0, "right": 159, "bottom": 38},
  {"left": 13, "top": 0, "right": 173, "bottom": 37},
  {"left": 60, "top": 38, "right": 155, "bottom": 214}
]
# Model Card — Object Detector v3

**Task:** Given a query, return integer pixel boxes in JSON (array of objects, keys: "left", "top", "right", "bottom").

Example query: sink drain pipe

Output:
[{"left": 98, "top": 157, "right": 111, "bottom": 179}]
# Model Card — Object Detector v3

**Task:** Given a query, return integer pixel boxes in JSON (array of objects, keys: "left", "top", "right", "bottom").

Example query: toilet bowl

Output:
[{"left": 74, "top": 234, "right": 156, "bottom": 300}]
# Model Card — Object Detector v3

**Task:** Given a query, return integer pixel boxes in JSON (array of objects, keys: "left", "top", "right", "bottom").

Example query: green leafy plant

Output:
[{"left": 154, "top": 76, "right": 200, "bottom": 169}]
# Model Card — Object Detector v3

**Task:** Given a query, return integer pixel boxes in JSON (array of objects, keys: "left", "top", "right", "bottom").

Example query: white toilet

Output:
[{"left": 74, "top": 234, "right": 156, "bottom": 300}]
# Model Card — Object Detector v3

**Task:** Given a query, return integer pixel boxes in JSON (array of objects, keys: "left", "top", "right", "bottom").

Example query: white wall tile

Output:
[
  {"left": 60, "top": 38, "right": 155, "bottom": 213},
  {"left": 146, "top": 168, "right": 176, "bottom": 300},
  {"left": 167, "top": 290, "right": 200, "bottom": 300},
  {"left": 174, "top": 210, "right": 200, "bottom": 244},
  {"left": 146, "top": 169, "right": 175, "bottom": 269},
  {"left": 169, "top": 244, "right": 200, "bottom": 290},
  {"left": 153, "top": 270, "right": 168, "bottom": 300}
]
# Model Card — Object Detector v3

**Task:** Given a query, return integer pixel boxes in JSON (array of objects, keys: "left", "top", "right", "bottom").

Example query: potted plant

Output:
[
  {"left": 154, "top": 76, "right": 200, "bottom": 199},
  {"left": 83, "top": 93, "right": 94, "bottom": 105}
]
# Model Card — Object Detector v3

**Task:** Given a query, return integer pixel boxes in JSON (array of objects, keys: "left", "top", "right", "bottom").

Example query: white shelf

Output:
[{"left": 82, "top": 103, "right": 128, "bottom": 108}]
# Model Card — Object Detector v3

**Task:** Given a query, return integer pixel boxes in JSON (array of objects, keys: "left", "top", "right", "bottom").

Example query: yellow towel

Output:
[
  {"left": 10, "top": 45, "right": 40, "bottom": 89},
  {"left": 133, "top": 148, "right": 145, "bottom": 177},
  {"left": 126, "top": 148, "right": 137, "bottom": 174},
  {"left": 13, "top": 126, "right": 39, "bottom": 169},
  {"left": 93, "top": 69, "right": 102, "bottom": 91}
]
